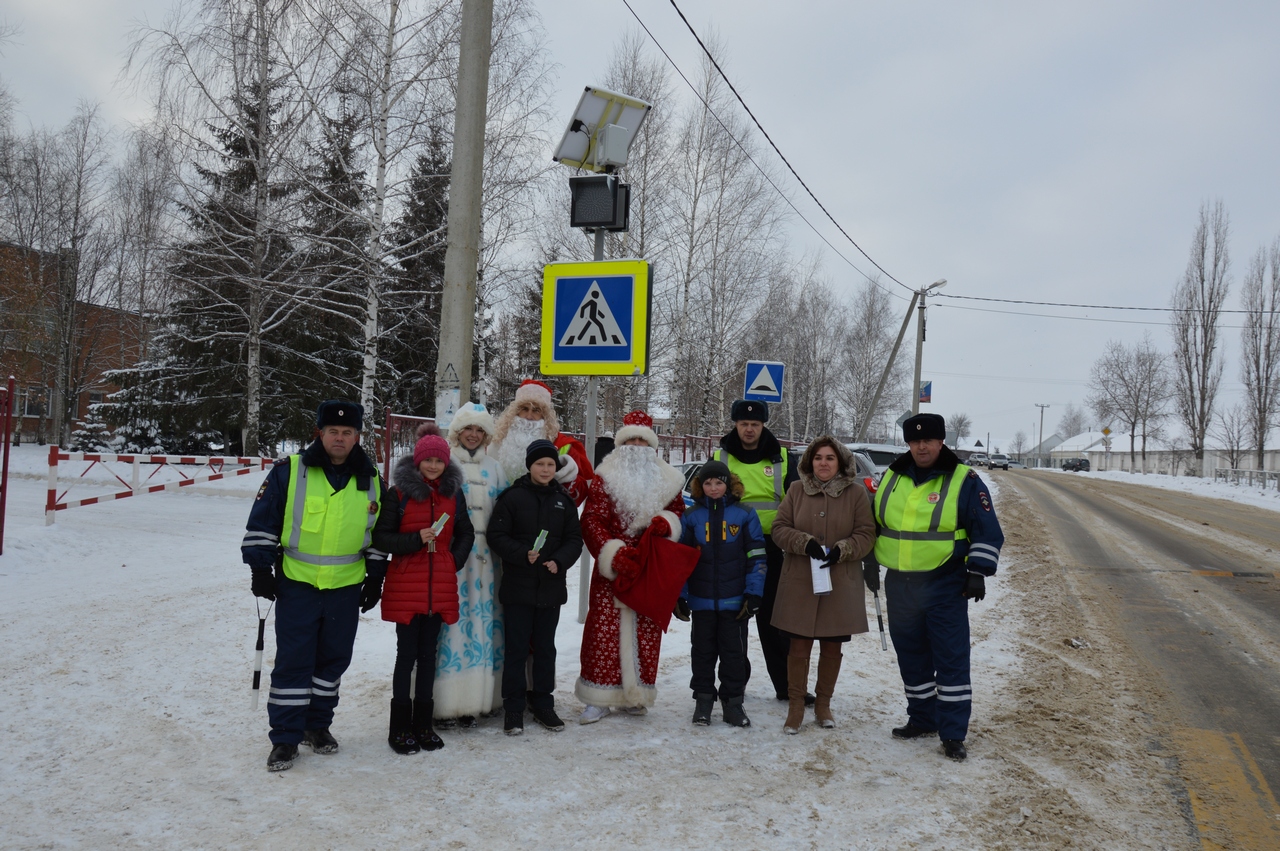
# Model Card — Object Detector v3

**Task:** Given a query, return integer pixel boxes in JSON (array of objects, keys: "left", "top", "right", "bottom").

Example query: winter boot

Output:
[
  {"left": 414, "top": 699, "right": 445, "bottom": 751},
  {"left": 302, "top": 727, "right": 339, "bottom": 754},
  {"left": 531, "top": 705, "right": 565, "bottom": 731},
  {"left": 943, "top": 739, "right": 968, "bottom": 761},
  {"left": 814, "top": 650, "right": 843, "bottom": 729},
  {"left": 784, "top": 655, "right": 810, "bottom": 734},
  {"left": 267, "top": 743, "right": 298, "bottom": 771},
  {"left": 388, "top": 699, "right": 420, "bottom": 755},
  {"left": 722, "top": 696, "right": 751, "bottom": 728},
  {"left": 892, "top": 721, "right": 936, "bottom": 740},
  {"left": 692, "top": 693, "right": 715, "bottom": 726}
]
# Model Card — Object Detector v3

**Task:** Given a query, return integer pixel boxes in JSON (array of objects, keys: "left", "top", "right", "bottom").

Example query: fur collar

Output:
[
  {"left": 393, "top": 454, "right": 464, "bottom": 501},
  {"left": 301, "top": 438, "right": 377, "bottom": 476},
  {"left": 718, "top": 428, "right": 784, "bottom": 464},
  {"left": 797, "top": 440, "right": 860, "bottom": 497}
]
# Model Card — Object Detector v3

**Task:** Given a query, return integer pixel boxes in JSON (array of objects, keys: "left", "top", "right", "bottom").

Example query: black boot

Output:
[
  {"left": 721, "top": 696, "right": 751, "bottom": 728},
  {"left": 692, "top": 693, "right": 715, "bottom": 726},
  {"left": 267, "top": 743, "right": 298, "bottom": 771},
  {"left": 892, "top": 721, "right": 937, "bottom": 740},
  {"left": 414, "top": 698, "right": 445, "bottom": 752},
  {"left": 942, "top": 739, "right": 968, "bottom": 761},
  {"left": 388, "top": 699, "right": 419, "bottom": 755},
  {"left": 302, "top": 727, "right": 339, "bottom": 754}
]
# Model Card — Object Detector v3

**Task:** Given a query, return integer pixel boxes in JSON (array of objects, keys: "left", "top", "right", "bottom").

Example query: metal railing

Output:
[{"left": 1212, "top": 468, "right": 1280, "bottom": 490}]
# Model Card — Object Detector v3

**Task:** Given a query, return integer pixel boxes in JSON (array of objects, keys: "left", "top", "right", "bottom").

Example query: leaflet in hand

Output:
[
  {"left": 430, "top": 513, "right": 450, "bottom": 535},
  {"left": 533, "top": 529, "right": 549, "bottom": 552},
  {"left": 810, "top": 549, "right": 833, "bottom": 596}
]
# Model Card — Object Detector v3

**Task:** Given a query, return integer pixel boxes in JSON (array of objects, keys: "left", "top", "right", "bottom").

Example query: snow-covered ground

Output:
[
  {"left": 0, "top": 445, "right": 1195, "bottom": 848},
  {"left": 1041, "top": 465, "right": 1280, "bottom": 513}
]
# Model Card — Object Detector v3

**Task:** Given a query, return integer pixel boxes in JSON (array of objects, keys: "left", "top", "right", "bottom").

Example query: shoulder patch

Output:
[
  {"left": 979, "top": 491, "right": 992, "bottom": 512},
  {"left": 967, "top": 469, "right": 979, "bottom": 479},
  {"left": 255, "top": 480, "right": 268, "bottom": 500}
]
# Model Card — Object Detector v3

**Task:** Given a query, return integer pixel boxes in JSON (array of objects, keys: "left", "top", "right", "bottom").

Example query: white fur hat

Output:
[
  {"left": 514, "top": 379, "right": 553, "bottom": 410},
  {"left": 614, "top": 409, "right": 659, "bottom": 448},
  {"left": 448, "top": 402, "right": 496, "bottom": 440}
]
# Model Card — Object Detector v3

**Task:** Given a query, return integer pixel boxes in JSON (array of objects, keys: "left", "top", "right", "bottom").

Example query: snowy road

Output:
[{"left": 1006, "top": 470, "right": 1280, "bottom": 850}]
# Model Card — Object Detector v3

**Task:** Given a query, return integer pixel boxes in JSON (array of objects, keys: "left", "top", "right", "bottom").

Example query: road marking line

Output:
[{"left": 1173, "top": 726, "right": 1280, "bottom": 850}]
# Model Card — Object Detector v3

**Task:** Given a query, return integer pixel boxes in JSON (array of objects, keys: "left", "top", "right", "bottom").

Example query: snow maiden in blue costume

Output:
[{"left": 433, "top": 403, "right": 510, "bottom": 725}]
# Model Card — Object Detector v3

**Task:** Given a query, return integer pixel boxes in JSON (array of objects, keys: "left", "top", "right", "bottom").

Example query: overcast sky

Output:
[{"left": 5, "top": 0, "right": 1279, "bottom": 448}]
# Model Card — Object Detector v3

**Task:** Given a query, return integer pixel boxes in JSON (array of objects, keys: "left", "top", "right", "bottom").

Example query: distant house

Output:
[{"left": 0, "top": 241, "right": 147, "bottom": 444}]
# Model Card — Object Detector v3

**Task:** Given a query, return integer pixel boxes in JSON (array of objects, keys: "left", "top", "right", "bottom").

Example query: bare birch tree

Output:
[
  {"left": 1240, "top": 237, "right": 1280, "bottom": 469},
  {"left": 1170, "top": 200, "right": 1231, "bottom": 474},
  {"left": 1089, "top": 333, "right": 1169, "bottom": 471},
  {"left": 1057, "top": 401, "right": 1088, "bottom": 438}
]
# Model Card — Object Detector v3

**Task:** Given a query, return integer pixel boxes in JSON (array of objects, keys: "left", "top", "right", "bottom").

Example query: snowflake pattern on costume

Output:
[{"left": 433, "top": 449, "right": 508, "bottom": 717}]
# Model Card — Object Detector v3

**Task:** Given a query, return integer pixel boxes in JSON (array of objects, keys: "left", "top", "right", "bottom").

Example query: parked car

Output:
[
  {"left": 1061, "top": 458, "right": 1090, "bottom": 472},
  {"left": 988, "top": 453, "right": 1009, "bottom": 470},
  {"left": 844, "top": 442, "right": 902, "bottom": 479},
  {"left": 1008, "top": 459, "right": 1026, "bottom": 469},
  {"left": 968, "top": 452, "right": 989, "bottom": 467}
]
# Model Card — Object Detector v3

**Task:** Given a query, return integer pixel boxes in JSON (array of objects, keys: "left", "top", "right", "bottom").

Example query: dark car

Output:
[{"left": 1061, "top": 458, "right": 1090, "bottom": 472}]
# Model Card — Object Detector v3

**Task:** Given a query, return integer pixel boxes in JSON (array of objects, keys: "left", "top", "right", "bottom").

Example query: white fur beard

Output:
[
  {"left": 494, "top": 416, "right": 546, "bottom": 481},
  {"left": 599, "top": 445, "right": 673, "bottom": 535}
]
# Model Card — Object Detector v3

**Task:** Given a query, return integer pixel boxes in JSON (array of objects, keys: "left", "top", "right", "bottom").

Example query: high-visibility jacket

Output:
[
  {"left": 281, "top": 454, "right": 381, "bottom": 589},
  {"left": 873, "top": 463, "right": 970, "bottom": 571},
  {"left": 713, "top": 448, "right": 787, "bottom": 535}
]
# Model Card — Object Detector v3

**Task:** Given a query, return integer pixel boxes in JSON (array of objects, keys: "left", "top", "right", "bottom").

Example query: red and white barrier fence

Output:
[{"left": 45, "top": 446, "right": 270, "bottom": 525}]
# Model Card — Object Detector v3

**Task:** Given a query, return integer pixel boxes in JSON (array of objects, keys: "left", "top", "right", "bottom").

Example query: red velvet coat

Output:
[{"left": 376, "top": 457, "right": 475, "bottom": 626}]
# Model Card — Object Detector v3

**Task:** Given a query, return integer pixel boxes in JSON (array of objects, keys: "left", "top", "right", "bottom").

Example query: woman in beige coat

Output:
[{"left": 770, "top": 437, "right": 877, "bottom": 733}]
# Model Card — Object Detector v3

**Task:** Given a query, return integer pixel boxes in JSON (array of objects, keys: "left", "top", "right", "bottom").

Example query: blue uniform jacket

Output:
[
  {"left": 874, "top": 445, "right": 1004, "bottom": 576},
  {"left": 241, "top": 440, "right": 394, "bottom": 575},
  {"left": 679, "top": 487, "right": 767, "bottom": 612}
]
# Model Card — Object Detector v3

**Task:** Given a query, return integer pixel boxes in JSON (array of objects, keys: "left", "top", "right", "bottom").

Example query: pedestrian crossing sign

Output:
[
  {"left": 540, "top": 260, "right": 651, "bottom": 375},
  {"left": 743, "top": 360, "right": 785, "bottom": 404}
]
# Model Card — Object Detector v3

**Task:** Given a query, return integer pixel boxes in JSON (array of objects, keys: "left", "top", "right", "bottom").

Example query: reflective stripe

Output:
[
  {"left": 310, "top": 686, "right": 339, "bottom": 697},
  {"left": 242, "top": 532, "right": 279, "bottom": 546},
  {"left": 747, "top": 548, "right": 766, "bottom": 558},
  {"left": 742, "top": 501, "right": 778, "bottom": 510},
  {"left": 938, "top": 685, "right": 971, "bottom": 694},
  {"left": 312, "top": 676, "right": 339, "bottom": 688},
  {"left": 283, "top": 549, "right": 363, "bottom": 565},
  {"left": 878, "top": 529, "right": 961, "bottom": 541},
  {"left": 968, "top": 543, "right": 1000, "bottom": 562},
  {"left": 938, "top": 692, "right": 972, "bottom": 703},
  {"left": 270, "top": 688, "right": 313, "bottom": 695},
  {"left": 904, "top": 681, "right": 936, "bottom": 695},
  {"left": 267, "top": 698, "right": 310, "bottom": 706}
]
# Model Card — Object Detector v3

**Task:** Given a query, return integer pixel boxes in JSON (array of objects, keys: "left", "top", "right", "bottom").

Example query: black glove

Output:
[
  {"left": 804, "top": 539, "right": 827, "bottom": 561},
  {"left": 360, "top": 566, "right": 387, "bottom": 613},
  {"left": 674, "top": 598, "right": 691, "bottom": 622},
  {"left": 962, "top": 571, "right": 986, "bottom": 602},
  {"left": 251, "top": 568, "right": 278, "bottom": 601},
  {"left": 737, "top": 594, "right": 762, "bottom": 621},
  {"left": 863, "top": 561, "right": 880, "bottom": 593},
  {"left": 822, "top": 545, "right": 842, "bottom": 567}
]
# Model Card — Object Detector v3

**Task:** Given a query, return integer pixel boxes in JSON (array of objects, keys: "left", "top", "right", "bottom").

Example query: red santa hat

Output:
[
  {"left": 614, "top": 409, "right": 659, "bottom": 448},
  {"left": 514, "top": 379, "right": 553, "bottom": 410}
]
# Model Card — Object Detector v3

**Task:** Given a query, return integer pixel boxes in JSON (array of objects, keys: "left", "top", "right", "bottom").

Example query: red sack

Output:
[{"left": 613, "top": 524, "right": 701, "bottom": 632}]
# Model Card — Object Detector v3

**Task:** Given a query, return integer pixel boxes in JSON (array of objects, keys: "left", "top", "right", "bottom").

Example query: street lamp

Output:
[{"left": 911, "top": 279, "right": 947, "bottom": 415}]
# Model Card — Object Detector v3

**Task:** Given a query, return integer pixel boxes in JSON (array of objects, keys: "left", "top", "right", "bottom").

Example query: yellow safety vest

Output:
[
  {"left": 714, "top": 448, "right": 787, "bottom": 535},
  {"left": 281, "top": 455, "right": 381, "bottom": 589},
  {"left": 873, "top": 464, "right": 970, "bottom": 571}
]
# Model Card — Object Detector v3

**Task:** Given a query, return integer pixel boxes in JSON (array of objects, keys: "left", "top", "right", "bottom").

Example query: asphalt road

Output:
[{"left": 1005, "top": 471, "right": 1280, "bottom": 850}]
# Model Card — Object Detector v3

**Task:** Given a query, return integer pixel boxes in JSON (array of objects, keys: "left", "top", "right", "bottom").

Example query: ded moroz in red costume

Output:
[{"left": 576, "top": 411, "right": 688, "bottom": 710}]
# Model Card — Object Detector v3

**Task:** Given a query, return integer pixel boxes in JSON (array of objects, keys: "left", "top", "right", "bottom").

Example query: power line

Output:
[
  {"left": 934, "top": 301, "right": 1253, "bottom": 330},
  {"left": 617, "top": 0, "right": 907, "bottom": 301},
  {"left": 935, "top": 292, "right": 1255, "bottom": 313},
  {"left": 661, "top": 0, "right": 913, "bottom": 294}
]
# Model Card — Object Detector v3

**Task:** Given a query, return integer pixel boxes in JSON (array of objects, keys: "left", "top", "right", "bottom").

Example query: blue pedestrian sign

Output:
[
  {"left": 540, "top": 260, "right": 651, "bottom": 375},
  {"left": 743, "top": 360, "right": 785, "bottom": 404}
]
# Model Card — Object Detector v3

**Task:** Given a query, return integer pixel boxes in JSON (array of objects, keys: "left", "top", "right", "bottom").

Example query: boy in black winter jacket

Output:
[{"left": 488, "top": 439, "right": 583, "bottom": 736}]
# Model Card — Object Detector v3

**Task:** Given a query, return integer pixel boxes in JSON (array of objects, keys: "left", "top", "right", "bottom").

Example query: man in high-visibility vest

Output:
[
  {"left": 866, "top": 413, "right": 1003, "bottom": 761},
  {"left": 242, "top": 400, "right": 397, "bottom": 771},
  {"left": 712, "top": 400, "right": 799, "bottom": 702}
]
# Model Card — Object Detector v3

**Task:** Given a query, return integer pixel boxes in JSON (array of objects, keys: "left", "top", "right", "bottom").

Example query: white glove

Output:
[{"left": 554, "top": 453, "right": 578, "bottom": 484}]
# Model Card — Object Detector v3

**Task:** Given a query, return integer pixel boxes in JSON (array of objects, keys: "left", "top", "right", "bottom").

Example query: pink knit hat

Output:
[{"left": 413, "top": 422, "right": 450, "bottom": 465}]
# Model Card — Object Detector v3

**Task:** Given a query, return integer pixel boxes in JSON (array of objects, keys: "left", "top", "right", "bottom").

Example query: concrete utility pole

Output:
[
  {"left": 1036, "top": 403, "right": 1050, "bottom": 468},
  {"left": 857, "top": 292, "right": 917, "bottom": 441},
  {"left": 434, "top": 0, "right": 494, "bottom": 425},
  {"left": 911, "top": 279, "right": 947, "bottom": 416}
]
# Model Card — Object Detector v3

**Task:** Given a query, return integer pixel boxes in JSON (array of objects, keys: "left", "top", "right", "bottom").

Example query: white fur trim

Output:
[
  {"left": 616, "top": 603, "right": 651, "bottom": 706},
  {"left": 597, "top": 538, "right": 626, "bottom": 581},
  {"left": 514, "top": 381, "right": 553, "bottom": 409},
  {"left": 447, "top": 403, "right": 496, "bottom": 442},
  {"left": 653, "top": 510, "right": 682, "bottom": 542},
  {"left": 614, "top": 424, "right": 658, "bottom": 448}
]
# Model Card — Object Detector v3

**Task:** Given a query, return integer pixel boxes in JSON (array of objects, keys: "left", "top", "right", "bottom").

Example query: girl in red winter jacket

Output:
[{"left": 373, "top": 425, "right": 475, "bottom": 755}]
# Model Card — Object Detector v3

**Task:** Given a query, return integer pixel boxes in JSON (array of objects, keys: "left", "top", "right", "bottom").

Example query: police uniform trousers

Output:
[
  {"left": 753, "top": 534, "right": 788, "bottom": 697},
  {"left": 689, "top": 610, "right": 750, "bottom": 700},
  {"left": 268, "top": 576, "right": 362, "bottom": 745},
  {"left": 885, "top": 563, "right": 972, "bottom": 741}
]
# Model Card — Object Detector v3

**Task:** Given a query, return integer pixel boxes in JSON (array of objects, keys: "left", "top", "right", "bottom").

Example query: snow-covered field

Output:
[
  {"left": 1046, "top": 465, "right": 1280, "bottom": 513},
  {"left": 0, "top": 445, "right": 1194, "bottom": 849}
]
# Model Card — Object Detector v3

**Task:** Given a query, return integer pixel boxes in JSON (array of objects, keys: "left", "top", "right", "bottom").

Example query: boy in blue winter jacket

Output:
[{"left": 678, "top": 460, "right": 766, "bottom": 728}]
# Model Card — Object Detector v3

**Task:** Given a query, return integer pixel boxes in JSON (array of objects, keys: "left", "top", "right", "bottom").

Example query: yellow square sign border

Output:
[{"left": 540, "top": 259, "right": 651, "bottom": 376}]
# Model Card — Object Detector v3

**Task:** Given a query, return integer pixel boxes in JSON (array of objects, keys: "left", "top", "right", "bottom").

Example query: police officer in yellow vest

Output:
[
  {"left": 711, "top": 400, "right": 800, "bottom": 702},
  {"left": 866, "top": 413, "right": 1003, "bottom": 761},
  {"left": 242, "top": 400, "right": 397, "bottom": 771}
]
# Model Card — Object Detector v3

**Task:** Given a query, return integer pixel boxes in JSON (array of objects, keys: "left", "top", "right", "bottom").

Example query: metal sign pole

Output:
[{"left": 577, "top": 228, "right": 606, "bottom": 624}]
